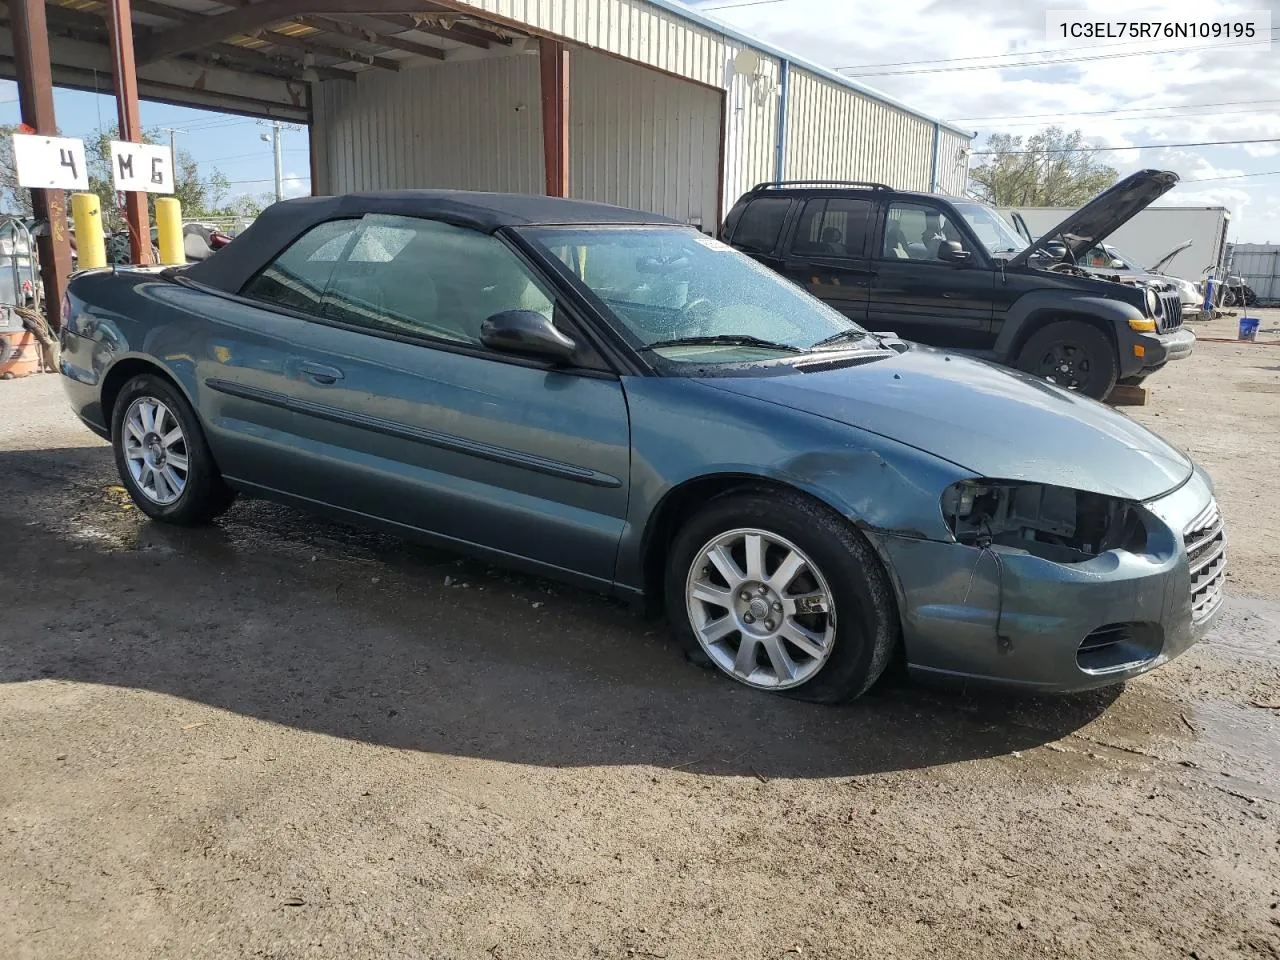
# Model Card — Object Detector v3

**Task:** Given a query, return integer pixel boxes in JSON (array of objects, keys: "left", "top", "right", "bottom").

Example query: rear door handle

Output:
[{"left": 298, "top": 360, "right": 344, "bottom": 385}]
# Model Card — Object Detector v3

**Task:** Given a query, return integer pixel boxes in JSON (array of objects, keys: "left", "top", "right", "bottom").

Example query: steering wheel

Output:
[{"left": 680, "top": 297, "right": 716, "bottom": 336}]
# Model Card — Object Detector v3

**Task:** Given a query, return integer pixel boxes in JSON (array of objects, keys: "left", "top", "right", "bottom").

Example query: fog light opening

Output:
[{"left": 1077, "top": 622, "right": 1163, "bottom": 674}]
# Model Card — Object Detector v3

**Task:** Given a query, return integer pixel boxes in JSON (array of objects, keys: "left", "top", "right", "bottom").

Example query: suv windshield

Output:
[
  {"left": 521, "top": 226, "right": 873, "bottom": 364},
  {"left": 952, "top": 202, "right": 1028, "bottom": 257}
]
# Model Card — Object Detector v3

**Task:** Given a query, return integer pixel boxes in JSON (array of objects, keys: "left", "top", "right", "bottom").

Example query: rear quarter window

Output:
[{"left": 728, "top": 198, "right": 792, "bottom": 255}]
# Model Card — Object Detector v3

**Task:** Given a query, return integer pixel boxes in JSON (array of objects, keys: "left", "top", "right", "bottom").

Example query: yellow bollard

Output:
[
  {"left": 70, "top": 193, "right": 107, "bottom": 270},
  {"left": 155, "top": 197, "right": 185, "bottom": 266}
]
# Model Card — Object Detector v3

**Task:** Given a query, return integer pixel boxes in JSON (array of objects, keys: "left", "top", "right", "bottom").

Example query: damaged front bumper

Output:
[{"left": 876, "top": 467, "right": 1224, "bottom": 693}]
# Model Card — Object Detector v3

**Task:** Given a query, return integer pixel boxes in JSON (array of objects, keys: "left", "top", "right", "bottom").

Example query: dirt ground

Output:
[{"left": 1, "top": 311, "right": 1278, "bottom": 960}]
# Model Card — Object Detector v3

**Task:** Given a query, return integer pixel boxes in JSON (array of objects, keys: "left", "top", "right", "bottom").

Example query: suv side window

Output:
[
  {"left": 792, "top": 198, "right": 871, "bottom": 258},
  {"left": 730, "top": 198, "right": 792, "bottom": 254},
  {"left": 241, "top": 219, "right": 359, "bottom": 313},
  {"left": 882, "top": 201, "right": 970, "bottom": 262}
]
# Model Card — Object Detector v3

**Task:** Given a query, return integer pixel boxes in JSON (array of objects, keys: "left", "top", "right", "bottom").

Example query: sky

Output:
[
  {"left": 0, "top": 82, "right": 312, "bottom": 205},
  {"left": 2, "top": 0, "right": 1277, "bottom": 240},
  {"left": 691, "top": 0, "right": 1280, "bottom": 242}
]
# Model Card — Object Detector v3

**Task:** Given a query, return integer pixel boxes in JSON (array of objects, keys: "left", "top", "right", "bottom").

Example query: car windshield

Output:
[
  {"left": 520, "top": 225, "right": 874, "bottom": 364},
  {"left": 952, "top": 202, "right": 1029, "bottom": 257}
]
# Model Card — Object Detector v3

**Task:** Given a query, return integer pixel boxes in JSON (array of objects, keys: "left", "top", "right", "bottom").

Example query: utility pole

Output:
[
  {"left": 160, "top": 127, "right": 184, "bottom": 160},
  {"left": 261, "top": 121, "right": 283, "bottom": 202}
]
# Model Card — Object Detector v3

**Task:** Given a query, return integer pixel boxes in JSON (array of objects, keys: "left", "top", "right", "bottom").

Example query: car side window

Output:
[
  {"left": 240, "top": 219, "right": 359, "bottom": 313},
  {"left": 320, "top": 214, "right": 555, "bottom": 347},
  {"left": 792, "top": 198, "right": 871, "bottom": 258},
  {"left": 882, "top": 202, "right": 969, "bottom": 262},
  {"left": 730, "top": 198, "right": 791, "bottom": 254}
]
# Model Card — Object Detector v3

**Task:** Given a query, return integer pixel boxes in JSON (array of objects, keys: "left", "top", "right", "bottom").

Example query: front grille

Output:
[
  {"left": 1159, "top": 292, "right": 1183, "bottom": 332},
  {"left": 1185, "top": 501, "right": 1226, "bottom": 621}
]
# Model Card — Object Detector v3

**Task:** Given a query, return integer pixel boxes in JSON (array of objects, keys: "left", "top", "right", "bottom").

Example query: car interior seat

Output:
[{"left": 820, "top": 226, "right": 844, "bottom": 256}]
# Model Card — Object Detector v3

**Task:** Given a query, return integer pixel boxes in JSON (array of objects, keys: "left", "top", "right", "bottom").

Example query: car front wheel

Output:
[
  {"left": 111, "top": 373, "right": 235, "bottom": 525},
  {"left": 665, "top": 490, "right": 898, "bottom": 703}
]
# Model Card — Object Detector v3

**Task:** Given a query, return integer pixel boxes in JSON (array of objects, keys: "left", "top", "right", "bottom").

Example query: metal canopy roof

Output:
[{"left": 0, "top": 0, "right": 535, "bottom": 121}]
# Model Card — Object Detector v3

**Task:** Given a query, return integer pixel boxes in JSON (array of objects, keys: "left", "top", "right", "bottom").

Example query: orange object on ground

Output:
[
  {"left": 0, "top": 306, "right": 43, "bottom": 379},
  {"left": 0, "top": 328, "right": 40, "bottom": 379}
]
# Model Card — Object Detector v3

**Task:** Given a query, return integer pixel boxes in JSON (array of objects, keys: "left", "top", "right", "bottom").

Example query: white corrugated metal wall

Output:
[
  {"left": 783, "top": 67, "right": 934, "bottom": 191},
  {"left": 312, "top": 55, "right": 544, "bottom": 195},
  {"left": 422, "top": 0, "right": 781, "bottom": 214},
  {"left": 934, "top": 128, "right": 971, "bottom": 196},
  {"left": 571, "top": 48, "right": 721, "bottom": 226},
  {"left": 311, "top": 0, "right": 973, "bottom": 220},
  {"left": 312, "top": 49, "right": 722, "bottom": 224},
  {"left": 1231, "top": 244, "right": 1280, "bottom": 303}
]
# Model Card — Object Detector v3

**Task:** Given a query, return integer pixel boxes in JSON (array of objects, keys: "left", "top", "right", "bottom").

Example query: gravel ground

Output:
[{"left": 1, "top": 314, "right": 1278, "bottom": 960}]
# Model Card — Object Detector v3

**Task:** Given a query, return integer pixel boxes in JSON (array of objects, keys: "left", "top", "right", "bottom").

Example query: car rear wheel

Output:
[
  {"left": 665, "top": 490, "right": 898, "bottom": 703},
  {"left": 111, "top": 373, "right": 235, "bottom": 525},
  {"left": 1016, "top": 320, "right": 1118, "bottom": 400}
]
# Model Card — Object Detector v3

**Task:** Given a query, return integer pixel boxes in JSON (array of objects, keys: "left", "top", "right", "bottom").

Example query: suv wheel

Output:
[{"left": 1016, "top": 320, "right": 1118, "bottom": 400}]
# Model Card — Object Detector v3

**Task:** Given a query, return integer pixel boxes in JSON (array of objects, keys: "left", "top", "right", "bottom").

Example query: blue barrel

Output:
[{"left": 1239, "top": 317, "right": 1260, "bottom": 341}]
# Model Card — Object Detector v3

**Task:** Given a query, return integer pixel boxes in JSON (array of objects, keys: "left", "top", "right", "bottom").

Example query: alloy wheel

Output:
[
  {"left": 685, "top": 527, "right": 837, "bottom": 690},
  {"left": 123, "top": 396, "right": 189, "bottom": 505}
]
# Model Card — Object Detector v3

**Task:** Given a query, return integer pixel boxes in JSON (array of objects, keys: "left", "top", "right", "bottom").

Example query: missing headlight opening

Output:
[{"left": 942, "top": 481, "right": 1147, "bottom": 562}]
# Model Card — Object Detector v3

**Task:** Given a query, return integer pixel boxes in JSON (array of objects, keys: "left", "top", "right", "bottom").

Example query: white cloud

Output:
[
  {"left": 281, "top": 171, "right": 310, "bottom": 199},
  {"left": 695, "top": 0, "right": 1280, "bottom": 241}
]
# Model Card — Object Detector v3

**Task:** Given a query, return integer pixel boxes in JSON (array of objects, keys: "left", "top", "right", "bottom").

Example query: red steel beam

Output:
[
  {"left": 106, "top": 0, "right": 153, "bottom": 264},
  {"left": 539, "top": 37, "right": 568, "bottom": 198},
  {"left": 10, "top": 0, "right": 74, "bottom": 330}
]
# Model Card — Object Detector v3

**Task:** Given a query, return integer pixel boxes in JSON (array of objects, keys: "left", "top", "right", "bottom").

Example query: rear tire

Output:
[
  {"left": 1016, "top": 320, "right": 1118, "bottom": 400},
  {"left": 664, "top": 489, "right": 898, "bottom": 704},
  {"left": 111, "top": 373, "right": 235, "bottom": 525}
]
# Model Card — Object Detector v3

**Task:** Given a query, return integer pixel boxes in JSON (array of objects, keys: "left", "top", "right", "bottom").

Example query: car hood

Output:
[
  {"left": 701, "top": 347, "right": 1192, "bottom": 501},
  {"left": 1008, "top": 170, "right": 1181, "bottom": 268},
  {"left": 1149, "top": 238, "right": 1194, "bottom": 275}
]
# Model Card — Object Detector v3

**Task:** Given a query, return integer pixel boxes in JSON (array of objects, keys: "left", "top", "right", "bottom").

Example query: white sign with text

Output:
[
  {"left": 11, "top": 134, "right": 89, "bottom": 191},
  {"left": 109, "top": 141, "right": 174, "bottom": 193}
]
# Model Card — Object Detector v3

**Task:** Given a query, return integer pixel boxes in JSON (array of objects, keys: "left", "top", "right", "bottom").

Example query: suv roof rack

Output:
[{"left": 750, "top": 179, "right": 892, "bottom": 192}]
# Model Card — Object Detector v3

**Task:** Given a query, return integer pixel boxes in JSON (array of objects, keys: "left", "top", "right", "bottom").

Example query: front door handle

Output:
[{"left": 298, "top": 360, "right": 344, "bottom": 385}]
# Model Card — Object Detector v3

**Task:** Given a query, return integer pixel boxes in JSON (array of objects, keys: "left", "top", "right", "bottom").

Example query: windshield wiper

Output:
[
  {"left": 638, "top": 334, "right": 806, "bottom": 353},
  {"left": 810, "top": 328, "right": 872, "bottom": 350}
]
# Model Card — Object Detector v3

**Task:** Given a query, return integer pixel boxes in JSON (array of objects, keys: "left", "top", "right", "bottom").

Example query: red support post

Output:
[
  {"left": 11, "top": 0, "right": 74, "bottom": 330},
  {"left": 539, "top": 38, "right": 569, "bottom": 198},
  {"left": 106, "top": 0, "right": 153, "bottom": 264}
]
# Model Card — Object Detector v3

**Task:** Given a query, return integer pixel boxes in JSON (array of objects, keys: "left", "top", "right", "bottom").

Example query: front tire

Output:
[
  {"left": 665, "top": 490, "right": 898, "bottom": 704},
  {"left": 1015, "top": 320, "right": 1118, "bottom": 400},
  {"left": 111, "top": 373, "right": 235, "bottom": 525}
]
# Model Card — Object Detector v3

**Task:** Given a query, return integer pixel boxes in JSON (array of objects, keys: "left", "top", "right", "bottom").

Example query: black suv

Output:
[{"left": 720, "top": 170, "right": 1195, "bottom": 399}]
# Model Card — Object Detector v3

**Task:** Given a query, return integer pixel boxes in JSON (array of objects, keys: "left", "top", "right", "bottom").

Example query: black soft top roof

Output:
[{"left": 183, "top": 189, "right": 682, "bottom": 292}]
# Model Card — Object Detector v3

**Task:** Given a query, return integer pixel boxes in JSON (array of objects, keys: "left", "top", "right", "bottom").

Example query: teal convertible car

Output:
[{"left": 60, "top": 191, "right": 1225, "bottom": 702}]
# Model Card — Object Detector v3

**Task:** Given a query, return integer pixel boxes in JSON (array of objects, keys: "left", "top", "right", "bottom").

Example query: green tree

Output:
[
  {"left": 84, "top": 124, "right": 233, "bottom": 229},
  {"left": 0, "top": 124, "right": 34, "bottom": 217},
  {"left": 969, "top": 127, "right": 1119, "bottom": 207}
]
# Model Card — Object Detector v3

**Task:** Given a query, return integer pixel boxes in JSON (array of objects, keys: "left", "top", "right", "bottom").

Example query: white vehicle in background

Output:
[
  {"left": 1077, "top": 240, "right": 1207, "bottom": 318},
  {"left": 999, "top": 204, "right": 1231, "bottom": 288}
]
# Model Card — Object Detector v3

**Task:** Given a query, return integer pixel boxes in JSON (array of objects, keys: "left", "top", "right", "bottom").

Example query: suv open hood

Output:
[
  {"left": 1149, "top": 238, "right": 1193, "bottom": 274},
  {"left": 1009, "top": 170, "right": 1180, "bottom": 268}
]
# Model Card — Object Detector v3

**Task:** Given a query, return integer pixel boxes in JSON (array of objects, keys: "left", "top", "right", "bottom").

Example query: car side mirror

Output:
[
  {"left": 1110, "top": 259, "right": 1126, "bottom": 269},
  {"left": 480, "top": 309, "right": 577, "bottom": 364},
  {"left": 937, "top": 240, "right": 971, "bottom": 264}
]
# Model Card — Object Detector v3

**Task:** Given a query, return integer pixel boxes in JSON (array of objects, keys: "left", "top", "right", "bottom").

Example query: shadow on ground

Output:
[{"left": 0, "top": 444, "right": 1119, "bottom": 779}]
